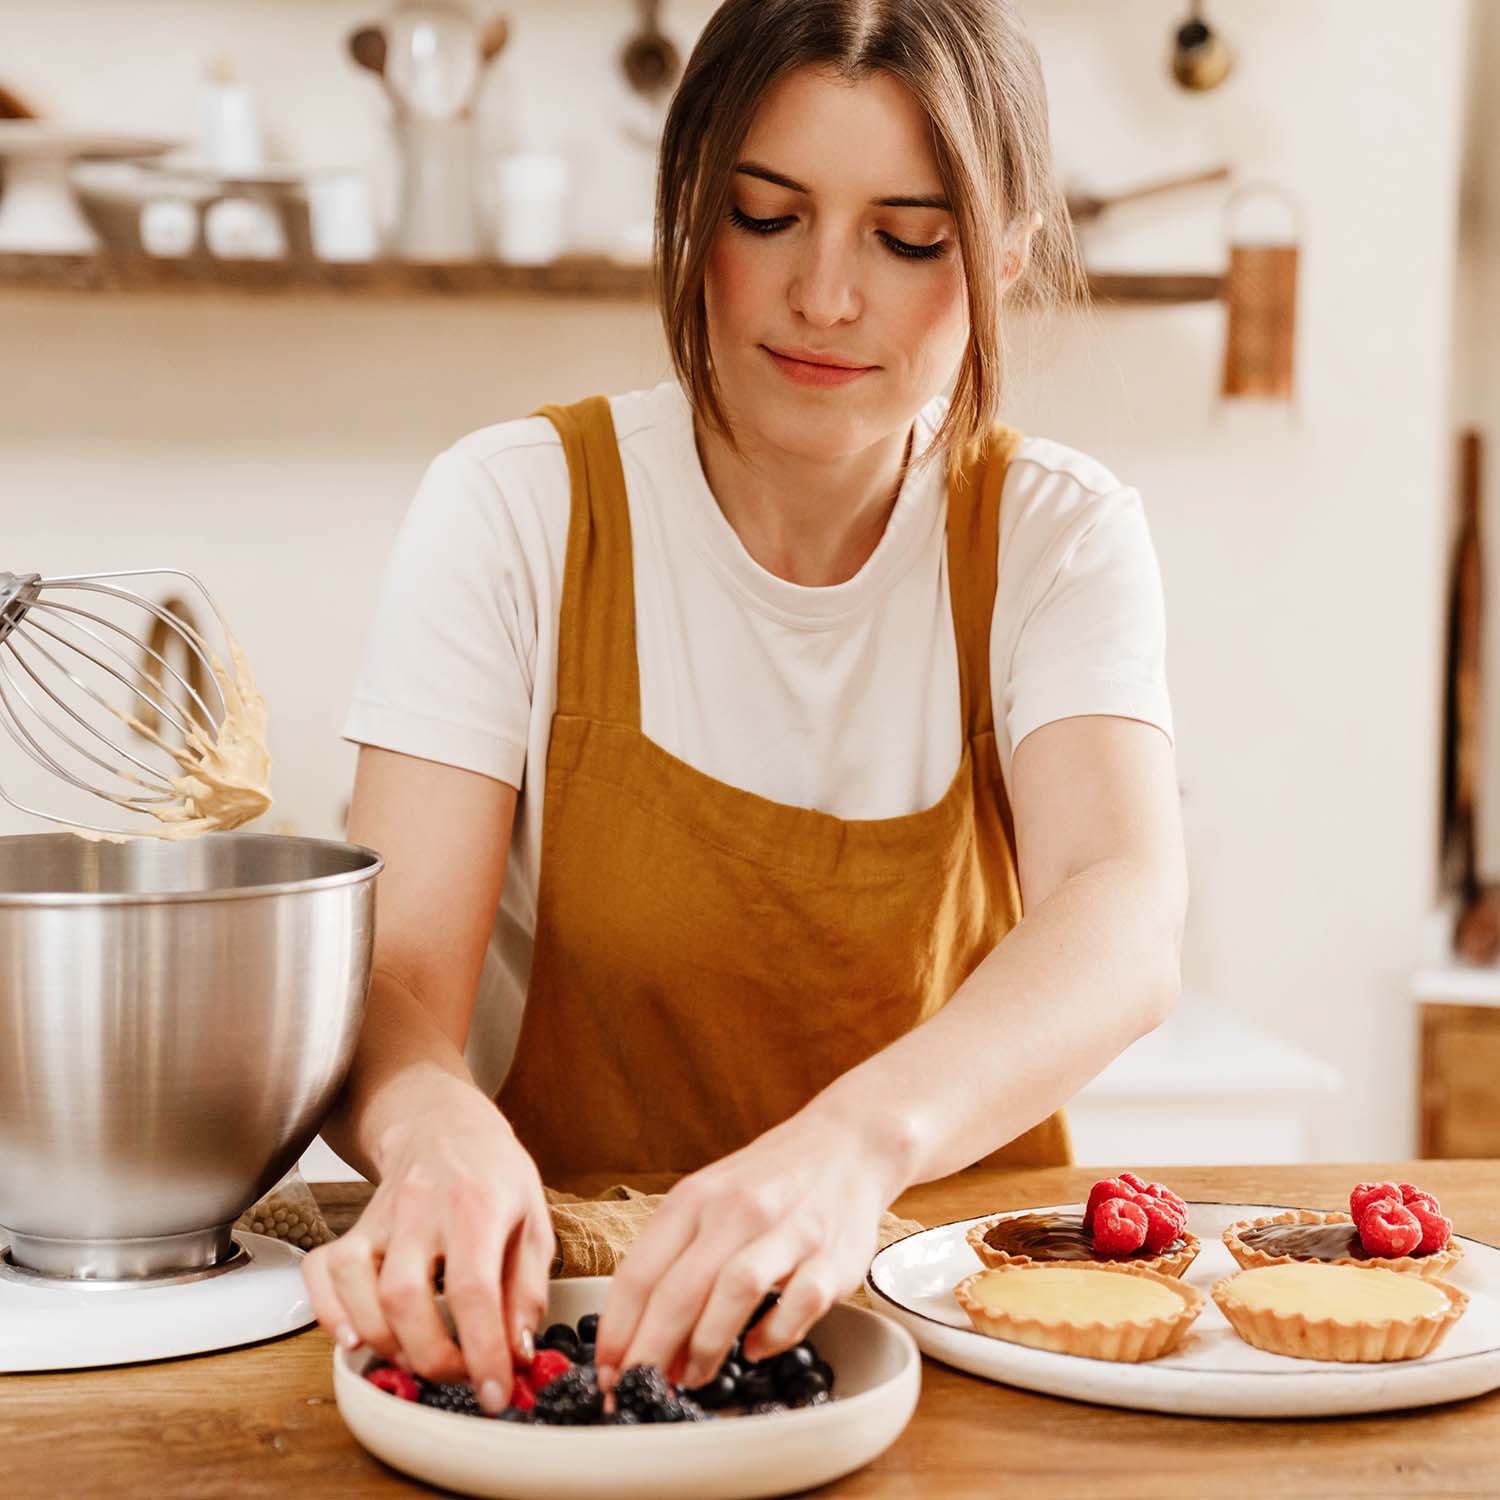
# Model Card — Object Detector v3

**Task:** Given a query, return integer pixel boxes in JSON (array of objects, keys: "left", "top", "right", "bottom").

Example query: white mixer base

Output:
[{"left": 0, "top": 1231, "right": 314, "bottom": 1372}]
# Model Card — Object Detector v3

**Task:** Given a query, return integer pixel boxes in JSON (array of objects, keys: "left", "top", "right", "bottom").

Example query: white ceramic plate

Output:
[
  {"left": 333, "top": 1275, "right": 921, "bottom": 1500},
  {"left": 867, "top": 1201, "right": 1500, "bottom": 1418}
]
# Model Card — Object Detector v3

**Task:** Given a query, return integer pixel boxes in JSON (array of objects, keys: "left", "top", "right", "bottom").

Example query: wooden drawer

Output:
[{"left": 1420, "top": 1003, "right": 1500, "bottom": 1157}]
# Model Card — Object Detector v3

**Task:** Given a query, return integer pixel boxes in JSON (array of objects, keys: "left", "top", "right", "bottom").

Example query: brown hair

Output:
[{"left": 655, "top": 0, "right": 1088, "bottom": 459}]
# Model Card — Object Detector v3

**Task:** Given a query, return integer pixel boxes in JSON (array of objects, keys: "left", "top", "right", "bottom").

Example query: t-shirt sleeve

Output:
[
  {"left": 342, "top": 444, "right": 539, "bottom": 788},
  {"left": 992, "top": 469, "right": 1173, "bottom": 783}
]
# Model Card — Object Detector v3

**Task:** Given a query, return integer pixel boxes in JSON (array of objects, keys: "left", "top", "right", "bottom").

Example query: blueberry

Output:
[
  {"left": 576, "top": 1313, "right": 600, "bottom": 1344},
  {"left": 812, "top": 1358, "right": 835, "bottom": 1391},
  {"left": 742, "top": 1292, "right": 779, "bottom": 1334},
  {"left": 575, "top": 1341, "right": 596, "bottom": 1366},
  {"left": 784, "top": 1369, "right": 830, "bottom": 1406},
  {"left": 690, "top": 1371, "right": 737, "bottom": 1410},
  {"left": 540, "top": 1322, "right": 580, "bottom": 1357},
  {"left": 772, "top": 1345, "right": 816, "bottom": 1389},
  {"left": 720, "top": 1357, "right": 744, "bottom": 1384},
  {"left": 736, "top": 1364, "right": 778, "bottom": 1405}
]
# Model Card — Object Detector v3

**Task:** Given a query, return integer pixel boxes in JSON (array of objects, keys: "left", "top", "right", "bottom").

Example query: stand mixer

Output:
[{"left": 0, "top": 568, "right": 381, "bottom": 1372}]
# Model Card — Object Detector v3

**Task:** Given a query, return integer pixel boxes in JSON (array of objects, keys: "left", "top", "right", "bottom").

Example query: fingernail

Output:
[
  {"left": 479, "top": 1379, "right": 505, "bottom": 1414},
  {"left": 336, "top": 1323, "right": 361, "bottom": 1351},
  {"left": 516, "top": 1327, "right": 536, "bottom": 1366}
]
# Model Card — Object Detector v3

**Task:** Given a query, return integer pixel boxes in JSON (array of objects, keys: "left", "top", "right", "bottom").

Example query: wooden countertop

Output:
[{"left": 5, "top": 1162, "right": 1498, "bottom": 1499}]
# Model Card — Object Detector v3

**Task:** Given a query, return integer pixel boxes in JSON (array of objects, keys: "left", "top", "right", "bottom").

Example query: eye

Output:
[
  {"left": 877, "top": 230, "right": 948, "bottom": 262},
  {"left": 728, "top": 205, "right": 793, "bottom": 235}
]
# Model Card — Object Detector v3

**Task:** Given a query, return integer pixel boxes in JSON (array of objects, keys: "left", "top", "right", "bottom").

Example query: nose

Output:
[{"left": 787, "top": 228, "right": 861, "bottom": 329}]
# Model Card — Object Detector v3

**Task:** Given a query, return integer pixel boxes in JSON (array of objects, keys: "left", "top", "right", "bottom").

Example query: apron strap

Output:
[
  {"left": 534, "top": 395, "right": 641, "bottom": 727},
  {"left": 946, "top": 424, "right": 1023, "bottom": 741}
]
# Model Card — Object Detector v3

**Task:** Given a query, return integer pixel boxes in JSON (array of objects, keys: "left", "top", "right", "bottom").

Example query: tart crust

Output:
[
  {"left": 1221, "top": 1209, "right": 1465, "bottom": 1280},
  {"left": 954, "top": 1261, "right": 1205, "bottom": 1363},
  {"left": 1211, "top": 1264, "right": 1469, "bottom": 1363},
  {"left": 966, "top": 1212, "right": 1201, "bottom": 1280}
]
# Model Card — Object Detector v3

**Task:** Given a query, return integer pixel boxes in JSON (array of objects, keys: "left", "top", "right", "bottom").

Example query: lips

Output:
[
  {"left": 765, "top": 345, "right": 874, "bottom": 371},
  {"left": 762, "top": 345, "right": 877, "bottom": 389}
]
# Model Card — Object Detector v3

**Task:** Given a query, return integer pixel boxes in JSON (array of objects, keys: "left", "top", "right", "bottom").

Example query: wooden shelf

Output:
[{"left": 0, "top": 251, "right": 1225, "bottom": 306}]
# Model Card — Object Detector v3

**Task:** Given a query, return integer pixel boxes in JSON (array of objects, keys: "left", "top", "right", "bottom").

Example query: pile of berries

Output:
[
  {"left": 361, "top": 1293, "right": 835, "bottom": 1426},
  {"left": 1349, "top": 1181, "right": 1453, "bottom": 1258},
  {"left": 1082, "top": 1171, "right": 1189, "bottom": 1257}
]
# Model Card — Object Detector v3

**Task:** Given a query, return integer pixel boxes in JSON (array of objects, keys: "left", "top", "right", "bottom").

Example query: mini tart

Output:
[
  {"left": 1222, "top": 1209, "right": 1465, "bottom": 1281},
  {"left": 1211, "top": 1262, "right": 1468, "bottom": 1362},
  {"left": 966, "top": 1210, "right": 1200, "bottom": 1280},
  {"left": 954, "top": 1261, "right": 1204, "bottom": 1363}
]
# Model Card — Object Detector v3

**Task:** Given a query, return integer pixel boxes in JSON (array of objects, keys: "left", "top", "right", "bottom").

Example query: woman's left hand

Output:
[{"left": 592, "top": 1107, "right": 906, "bottom": 1394}]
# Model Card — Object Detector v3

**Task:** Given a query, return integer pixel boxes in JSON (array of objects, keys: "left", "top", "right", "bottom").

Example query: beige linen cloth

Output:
[{"left": 239, "top": 1172, "right": 923, "bottom": 1308}]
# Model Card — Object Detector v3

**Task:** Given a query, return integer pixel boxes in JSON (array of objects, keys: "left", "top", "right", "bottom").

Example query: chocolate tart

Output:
[
  {"left": 954, "top": 1261, "right": 1204, "bottom": 1363},
  {"left": 1211, "top": 1262, "right": 1468, "bottom": 1363},
  {"left": 966, "top": 1208, "right": 1199, "bottom": 1280},
  {"left": 1222, "top": 1209, "right": 1465, "bottom": 1281}
]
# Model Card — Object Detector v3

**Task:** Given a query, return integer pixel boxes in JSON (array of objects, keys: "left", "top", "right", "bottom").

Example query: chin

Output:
[{"left": 730, "top": 376, "right": 893, "bottom": 463}]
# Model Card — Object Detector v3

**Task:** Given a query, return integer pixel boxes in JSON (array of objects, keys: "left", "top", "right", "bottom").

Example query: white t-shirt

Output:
[{"left": 343, "top": 379, "right": 1172, "bottom": 1092}]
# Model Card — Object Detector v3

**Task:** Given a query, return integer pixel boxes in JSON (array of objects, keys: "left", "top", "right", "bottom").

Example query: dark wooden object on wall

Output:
[{"left": 1420, "top": 1001, "right": 1500, "bottom": 1157}]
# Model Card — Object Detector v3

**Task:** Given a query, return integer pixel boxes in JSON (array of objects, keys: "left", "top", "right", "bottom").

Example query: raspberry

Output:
[
  {"left": 365, "top": 1364, "right": 420, "bottom": 1401},
  {"left": 1118, "top": 1172, "right": 1149, "bottom": 1193},
  {"left": 509, "top": 1371, "right": 537, "bottom": 1413},
  {"left": 1358, "top": 1199, "right": 1423, "bottom": 1257},
  {"left": 527, "top": 1349, "right": 573, "bottom": 1390},
  {"left": 1092, "top": 1198, "right": 1149, "bottom": 1255},
  {"left": 1408, "top": 1202, "right": 1453, "bottom": 1257},
  {"left": 1136, "top": 1195, "right": 1186, "bottom": 1255},
  {"left": 1398, "top": 1183, "right": 1442, "bottom": 1213},
  {"left": 1083, "top": 1177, "right": 1135, "bottom": 1231},
  {"left": 1142, "top": 1182, "right": 1188, "bottom": 1218},
  {"left": 1349, "top": 1181, "right": 1401, "bottom": 1222}
]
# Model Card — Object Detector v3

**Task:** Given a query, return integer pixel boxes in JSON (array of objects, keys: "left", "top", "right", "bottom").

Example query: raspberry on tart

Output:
[{"left": 968, "top": 1174, "right": 1199, "bottom": 1280}]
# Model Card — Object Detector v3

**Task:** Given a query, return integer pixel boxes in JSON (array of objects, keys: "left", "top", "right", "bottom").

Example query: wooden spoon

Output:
[
  {"left": 1066, "top": 164, "right": 1230, "bottom": 225},
  {"left": 348, "top": 25, "right": 388, "bottom": 78}
]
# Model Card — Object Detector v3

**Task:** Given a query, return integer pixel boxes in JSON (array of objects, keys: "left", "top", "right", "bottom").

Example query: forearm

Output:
[
  {"left": 318, "top": 967, "right": 498, "bottom": 1181},
  {"left": 808, "top": 855, "right": 1184, "bottom": 1194}
]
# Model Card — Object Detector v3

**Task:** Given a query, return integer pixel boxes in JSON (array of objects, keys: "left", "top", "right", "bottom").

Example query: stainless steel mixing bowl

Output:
[{"left": 0, "top": 833, "right": 382, "bottom": 1280}]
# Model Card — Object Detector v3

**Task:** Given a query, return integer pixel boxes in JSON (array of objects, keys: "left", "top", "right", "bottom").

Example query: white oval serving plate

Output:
[
  {"left": 867, "top": 1200, "right": 1500, "bottom": 1419},
  {"left": 334, "top": 1274, "right": 921, "bottom": 1499}
]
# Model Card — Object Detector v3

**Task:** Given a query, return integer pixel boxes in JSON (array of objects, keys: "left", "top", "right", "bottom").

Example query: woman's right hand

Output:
[{"left": 302, "top": 1079, "right": 555, "bottom": 1415}]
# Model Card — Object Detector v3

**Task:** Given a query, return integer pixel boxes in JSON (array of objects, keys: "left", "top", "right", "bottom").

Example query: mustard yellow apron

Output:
[{"left": 496, "top": 396, "right": 1071, "bottom": 1178}]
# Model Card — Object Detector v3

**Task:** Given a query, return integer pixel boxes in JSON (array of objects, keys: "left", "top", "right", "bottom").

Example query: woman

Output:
[{"left": 305, "top": 0, "right": 1186, "bottom": 1417}]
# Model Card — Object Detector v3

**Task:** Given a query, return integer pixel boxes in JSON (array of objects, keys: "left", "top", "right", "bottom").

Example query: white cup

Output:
[
  {"left": 493, "top": 152, "right": 571, "bottom": 266},
  {"left": 139, "top": 197, "right": 199, "bottom": 257},
  {"left": 308, "top": 172, "right": 379, "bottom": 262}
]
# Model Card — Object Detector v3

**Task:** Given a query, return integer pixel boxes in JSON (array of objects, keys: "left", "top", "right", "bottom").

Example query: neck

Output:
[{"left": 694, "top": 416, "right": 915, "bottom": 586}]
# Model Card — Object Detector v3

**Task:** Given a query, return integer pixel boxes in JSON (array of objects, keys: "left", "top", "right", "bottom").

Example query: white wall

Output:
[{"left": 1, "top": 1, "right": 1474, "bottom": 1159}]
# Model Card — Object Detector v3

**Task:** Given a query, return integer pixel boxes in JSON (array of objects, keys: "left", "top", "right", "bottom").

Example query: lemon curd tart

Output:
[
  {"left": 954, "top": 1261, "right": 1204, "bottom": 1362},
  {"left": 1212, "top": 1262, "right": 1468, "bottom": 1362}
]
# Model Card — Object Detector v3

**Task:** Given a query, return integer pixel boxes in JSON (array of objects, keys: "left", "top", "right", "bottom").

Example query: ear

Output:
[{"left": 1000, "top": 211, "right": 1042, "bottom": 289}]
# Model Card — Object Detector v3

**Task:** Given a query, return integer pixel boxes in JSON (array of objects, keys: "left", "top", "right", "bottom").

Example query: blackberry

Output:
[
  {"left": 418, "top": 1381, "right": 483, "bottom": 1417},
  {"left": 533, "top": 1367, "right": 604, "bottom": 1426},
  {"left": 497, "top": 1406, "right": 533, "bottom": 1424},
  {"left": 689, "top": 1371, "right": 737, "bottom": 1410},
  {"left": 613, "top": 1363, "right": 676, "bottom": 1422},
  {"left": 749, "top": 1400, "right": 789, "bottom": 1417},
  {"left": 772, "top": 1345, "right": 816, "bottom": 1390},
  {"left": 607, "top": 1408, "right": 642, "bottom": 1425},
  {"left": 793, "top": 1387, "right": 832, "bottom": 1409},
  {"left": 659, "top": 1395, "right": 710, "bottom": 1423},
  {"left": 540, "top": 1322, "right": 580, "bottom": 1358},
  {"left": 576, "top": 1313, "right": 600, "bottom": 1344}
]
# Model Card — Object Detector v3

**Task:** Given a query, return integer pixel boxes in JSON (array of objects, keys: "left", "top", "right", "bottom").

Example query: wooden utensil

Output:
[
  {"left": 1066, "top": 164, "right": 1230, "bottom": 225},
  {"left": 621, "top": 0, "right": 680, "bottom": 100},
  {"left": 348, "top": 25, "right": 388, "bottom": 77}
]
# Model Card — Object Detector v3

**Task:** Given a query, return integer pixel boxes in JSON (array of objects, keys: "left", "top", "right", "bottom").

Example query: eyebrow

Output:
[{"left": 735, "top": 161, "right": 951, "bottom": 211}]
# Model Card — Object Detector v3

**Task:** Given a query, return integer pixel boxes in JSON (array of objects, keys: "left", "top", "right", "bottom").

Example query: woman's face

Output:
[{"left": 704, "top": 66, "right": 970, "bottom": 462}]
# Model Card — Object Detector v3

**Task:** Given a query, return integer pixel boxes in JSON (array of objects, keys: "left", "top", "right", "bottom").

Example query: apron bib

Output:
[{"left": 496, "top": 396, "right": 1071, "bottom": 1177}]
